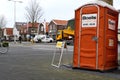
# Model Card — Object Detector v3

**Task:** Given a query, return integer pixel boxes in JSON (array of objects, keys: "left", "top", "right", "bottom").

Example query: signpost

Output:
[{"left": 51, "top": 41, "right": 67, "bottom": 68}]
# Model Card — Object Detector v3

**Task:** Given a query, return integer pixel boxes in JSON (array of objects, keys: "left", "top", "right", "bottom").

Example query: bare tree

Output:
[
  {"left": 0, "top": 15, "right": 7, "bottom": 29},
  {"left": 25, "top": 0, "right": 43, "bottom": 26},
  {"left": 0, "top": 15, "right": 7, "bottom": 37}
]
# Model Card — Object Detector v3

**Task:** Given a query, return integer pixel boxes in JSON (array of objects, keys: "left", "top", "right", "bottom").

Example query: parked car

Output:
[
  {"left": 41, "top": 35, "right": 54, "bottom": 43},
  {"left": 33, "top": 35, "right": 53, "bottom": 43},
  {"left": 33, "top": 35, "right": 45, "bottom": 43}
]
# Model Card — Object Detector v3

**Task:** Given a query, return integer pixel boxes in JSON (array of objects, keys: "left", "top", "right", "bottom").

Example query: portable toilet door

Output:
[
  {"left": 73, "top": 1, "right": 119, "bottom": 71},
  {"left": 74, "top": 4, "right": 100, "bottom": 70}
]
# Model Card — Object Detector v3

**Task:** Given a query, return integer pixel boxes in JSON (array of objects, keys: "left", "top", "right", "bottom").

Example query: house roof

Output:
[
  {"left": 27, "top": 22, "right": 39, "bottom": 28},
  {"left": 16, "top": 22, "right": 27, "bottom": 30},
  {"left": 52, "top": 19, "right": 68, "bottom": 25},
  {"left": 16, "top": 22, "right": 27, "bottom": 26},
  {"left": 20, "top": 25, "right": 27, "bottom": 29}
]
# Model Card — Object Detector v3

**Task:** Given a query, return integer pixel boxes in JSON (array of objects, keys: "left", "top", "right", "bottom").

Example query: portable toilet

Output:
[{"left": 73, "top": 1, "right": 119, "bottom": 71}]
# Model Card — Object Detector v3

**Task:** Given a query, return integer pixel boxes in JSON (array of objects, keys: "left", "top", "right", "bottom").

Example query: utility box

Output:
[{"left": 73, "top": 1, "right": 119, "bottom": 71}]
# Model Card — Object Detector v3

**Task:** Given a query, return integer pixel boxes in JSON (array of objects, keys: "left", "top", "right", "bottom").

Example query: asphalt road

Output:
[{"left": 0, "top": 42, "right": 120, "bottom": 80}]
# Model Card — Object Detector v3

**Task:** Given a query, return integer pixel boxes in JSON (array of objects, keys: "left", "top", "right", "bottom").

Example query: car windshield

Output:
[
  {"left": 46, "top": 35, "right": 50, "bottom": 38},
  {"left": 57, "top": 31, "right": 60, "bottom": 35},
  {"left": 41, "top": 36, "right": 45, "bottom": 39}
]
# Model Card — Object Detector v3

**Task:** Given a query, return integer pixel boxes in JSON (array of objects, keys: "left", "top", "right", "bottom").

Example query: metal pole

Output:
[
  {"left": 8, "top": 0, "right": 23, "bottom": 43},
  {"left": 14, "top": 1, "right": 16, "bottom": 43}
]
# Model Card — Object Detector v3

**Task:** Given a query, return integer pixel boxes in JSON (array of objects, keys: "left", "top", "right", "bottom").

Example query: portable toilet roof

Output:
[{"left": 76, "top": 0, "right": 118, "bottom": 12}]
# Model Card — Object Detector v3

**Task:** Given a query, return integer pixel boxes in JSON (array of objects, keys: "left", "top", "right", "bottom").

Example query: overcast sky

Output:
[{"left": 0, "top": 0, "right": 120, "bottom": 27}]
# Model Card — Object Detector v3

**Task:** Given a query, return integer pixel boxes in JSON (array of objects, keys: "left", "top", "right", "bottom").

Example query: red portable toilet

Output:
[{"left": 73, "top": 1, "right": 119, "bottom": 71}]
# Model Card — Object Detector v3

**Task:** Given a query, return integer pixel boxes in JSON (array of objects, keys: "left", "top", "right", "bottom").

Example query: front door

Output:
[{"left": 79, "top": 5, "right": 99, "bottom": 69}]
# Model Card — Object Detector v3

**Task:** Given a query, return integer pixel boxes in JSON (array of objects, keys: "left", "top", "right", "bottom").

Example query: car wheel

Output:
[{"left": 50, "top": 40, "right": 52, "bottom": 43}]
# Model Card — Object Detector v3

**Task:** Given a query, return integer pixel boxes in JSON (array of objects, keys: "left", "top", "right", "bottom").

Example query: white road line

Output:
[
  {"left": 32, "top": 47, "right": 73, "bottom": 51},
  {"left": 32, "top": 47, "right": 54, "bottom": 51}
]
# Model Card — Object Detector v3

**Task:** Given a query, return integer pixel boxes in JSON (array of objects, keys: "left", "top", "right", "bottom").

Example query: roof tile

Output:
[{"left": 53, "top": 19, "right": 68, "bottom": 25}]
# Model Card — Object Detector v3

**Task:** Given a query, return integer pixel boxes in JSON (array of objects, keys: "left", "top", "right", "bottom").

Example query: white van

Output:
[
  {"left": 41, "top": 35, "right": 54, "bottom": 43},
  {"left": 33, "top": 35, "right": 53, "bottom": 43}
]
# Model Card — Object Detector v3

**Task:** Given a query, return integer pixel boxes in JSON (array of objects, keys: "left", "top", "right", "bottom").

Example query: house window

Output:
[
  {"left": 24, "top": 29, "right": 26, "bottom": 33},
  {"left": 31, "top": 28, "right": 35, "bottom": 33},
  {"left": 41, "top": 26, "right": 44, "bottom": 31},
  {"left": 50, "top": 25, "right": 52, "bottom": 30},
  {"left": 53, "top": 25, "right": 56, "bottom": 30},
  {"left": 21, "top": 30, "right": 23, "bottom": 33}
]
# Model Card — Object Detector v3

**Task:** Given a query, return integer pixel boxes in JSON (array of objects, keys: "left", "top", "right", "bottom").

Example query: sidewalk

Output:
[{"left": 9, "top": 41, "right": 32, "bottom": 47}]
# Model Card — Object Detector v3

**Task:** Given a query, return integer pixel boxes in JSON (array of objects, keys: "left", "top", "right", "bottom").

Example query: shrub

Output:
[{"left": 1, "top": 42, "right": 9, "bottom": 47}]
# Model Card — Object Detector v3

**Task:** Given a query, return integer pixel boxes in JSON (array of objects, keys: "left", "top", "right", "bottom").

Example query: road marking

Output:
[
  {"left": 32, "top": 47, "right": 73, "bottom": 51},
  {"left": 9, "top": 43, "right": 74, "bottom": 51}
]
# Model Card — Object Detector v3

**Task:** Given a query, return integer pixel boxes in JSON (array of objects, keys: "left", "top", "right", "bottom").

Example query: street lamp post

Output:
[{"left": 8, "top": 0, "right": 22, "bottom": 43}]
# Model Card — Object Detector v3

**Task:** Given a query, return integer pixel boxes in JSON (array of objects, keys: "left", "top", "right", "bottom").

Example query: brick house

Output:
[
  {"left": 13, "top": 20, "right": 67, "bottom": 41},
  {"left": 15, "top": 21, "right": 49, "bottom": 41},
  {"left": 3, "top": 28, "right": 13, "bottom": 41},
  {"left": 16, "top": 22, "right": 27, "bottom": 38},
  {"left": 45, "top": 22, "right": 49, "bottom": 35},
  {"left": 16, "top": 22, "right": 27, "bottom": 31},
  {"left": 18, "top": 22, "right": 39, "bottom": 40},
  {"left": 38, "top": 22, "right": 49, "bottom": 35},
  {"left": 19, "top": 25, "right": 27, "bottom": 41},
  {"left": 16, "top": 22, "right": 40, "bottom": 39},
  {"left": 0, "top": 28, "right": 3, "bottom": 37},
  {"left": 48, "top": 19, "right": 68, "bottom": 40},
  {"left": 38, "top": 23, "right": 44, "bottom": 34},
  {"left": 27, "top": 22, "right": 39, "bottom": 36}
]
